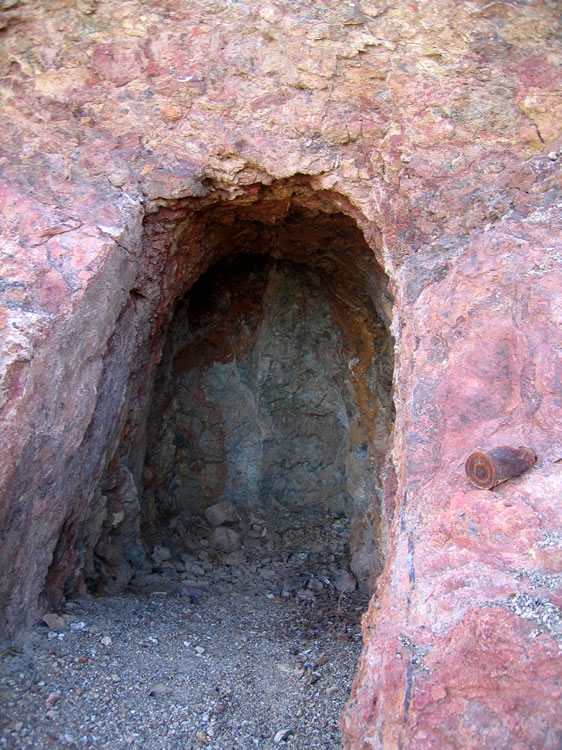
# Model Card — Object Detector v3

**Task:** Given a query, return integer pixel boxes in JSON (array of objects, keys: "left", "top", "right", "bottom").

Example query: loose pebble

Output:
[
  {"left": 273, "top": 727, "right": 293, "bottom": 743},
  {"left": 42, "top": 613, "right": 66, "bottom": 631},
  {"left": 45, "top": 693, "right": 60, "bottom": 708}
]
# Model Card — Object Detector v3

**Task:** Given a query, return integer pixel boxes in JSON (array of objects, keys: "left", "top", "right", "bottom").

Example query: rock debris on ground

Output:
[{"left": 1, "top": 507, "right": 367, "bottom": 749}]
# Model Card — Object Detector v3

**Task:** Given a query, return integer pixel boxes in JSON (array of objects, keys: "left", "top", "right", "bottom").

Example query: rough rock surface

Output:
[
  {"left": 142, "top": 253, "right": 392, "bottom": 591},
  {"left": 0, "top": 1, "right": 561, "bottom": 748}
]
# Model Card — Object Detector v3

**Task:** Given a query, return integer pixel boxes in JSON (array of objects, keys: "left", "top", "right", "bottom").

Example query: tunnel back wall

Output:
[
  {"left": 142, "top": 251, "right": 394, "bottom": 587},
  {"left": 146, "top": 257, "right": 355, "bottom": 517}
]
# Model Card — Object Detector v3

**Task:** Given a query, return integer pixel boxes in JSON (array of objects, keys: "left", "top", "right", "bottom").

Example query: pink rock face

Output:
[
  {"left": 342, "top": 231, "right": 562, "bottom": 747},
  {"left": 0, "top": 1, "right": 560, "bottom": 747}
]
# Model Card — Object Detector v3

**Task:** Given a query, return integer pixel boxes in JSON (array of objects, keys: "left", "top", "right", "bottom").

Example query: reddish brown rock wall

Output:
[{"left": 0, "top": 1, "right": 560, "bottom": 747}]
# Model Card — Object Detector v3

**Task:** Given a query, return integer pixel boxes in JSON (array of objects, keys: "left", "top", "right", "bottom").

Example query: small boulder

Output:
[
  {"left": 42, "top": 613, "right": 66, "bottom": 631},
  {"left": 204, "top": 500, "right": 240, "bottom": 527},
  {"left": 151, "top": 545, "right": 171, "bottom": 564},
  {"left": 210, "top": 526, "right": 241, "bottom": 552},
  {"left": 223, "top": 550, "right": 247, "bottom": 566},
  {"left": 333, "top": 568, "right": 357, "bottom": 593}
]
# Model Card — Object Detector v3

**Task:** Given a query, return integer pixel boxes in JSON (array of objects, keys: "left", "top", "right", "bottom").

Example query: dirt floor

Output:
[{"left": 0, "top": 510, "right": 367, "bottom": 749}]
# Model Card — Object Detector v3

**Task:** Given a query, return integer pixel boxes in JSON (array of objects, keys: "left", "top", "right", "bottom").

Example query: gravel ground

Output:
[{"left": 0, "top": 510, "right": 367, "bottom": 749}]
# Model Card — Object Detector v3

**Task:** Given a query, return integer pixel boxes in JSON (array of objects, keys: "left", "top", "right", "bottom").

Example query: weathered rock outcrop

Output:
[{"left": 0, "top": 0, "right": 560, "bottom": 747}]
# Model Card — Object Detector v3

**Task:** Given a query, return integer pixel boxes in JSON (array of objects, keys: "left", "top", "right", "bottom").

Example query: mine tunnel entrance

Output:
[
  {"left": 130, "top": 193, "right": 395, "bottom": 603},
  {"left": 19, "top": 184, "right": 398, "bottom": 748},
  {"left": 83, "top": 181, "right": 396, "bottom": 615}
]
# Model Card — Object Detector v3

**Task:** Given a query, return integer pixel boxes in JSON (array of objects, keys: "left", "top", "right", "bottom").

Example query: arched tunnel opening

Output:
[
  {"left": 90, "top": 182, "right": 394, "bottom": 599},
  {"left": 141, "top": 217, "right": 394, "bottom": 591},
  {"left": 65, "top": 180, "right": 396, "bottom": 745},
  {"left": 87, "top": 181, "right": 396, "bottom": 606}
]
